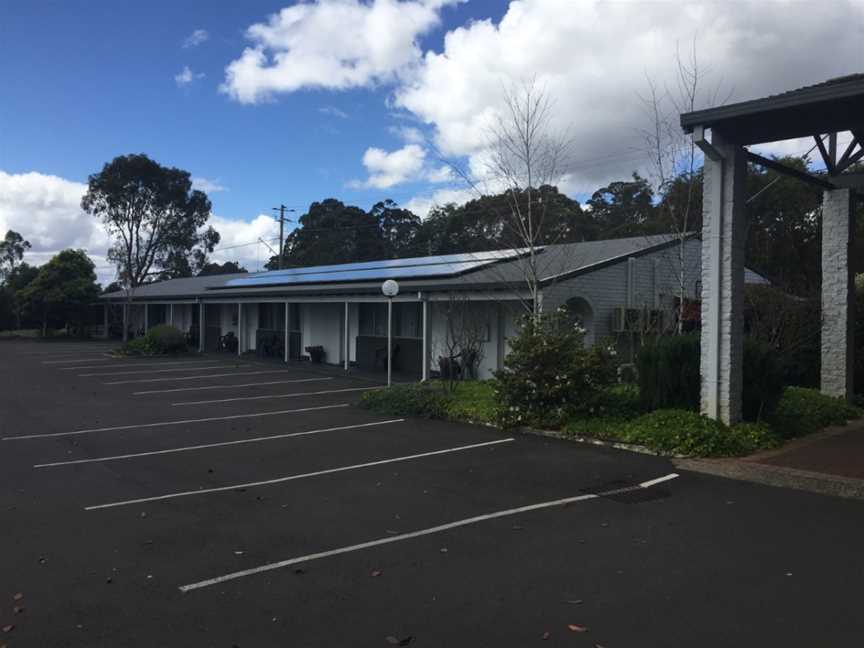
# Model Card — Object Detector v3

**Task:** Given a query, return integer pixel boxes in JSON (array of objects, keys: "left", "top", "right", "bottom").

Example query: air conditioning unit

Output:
[
  {"left": 612, "top": 307, "right": 642, "bottom": 332},
  {"left": 643, "top": 308, "right": 664, "bottom": 333}
]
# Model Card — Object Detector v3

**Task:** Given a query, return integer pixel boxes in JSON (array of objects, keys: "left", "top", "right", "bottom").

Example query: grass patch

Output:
[
  {"left": 359, "top": 380, "right": 497, "bottom": 425},
  {"left": 564, "top": 409, "right": 780, "bottom": 457}
]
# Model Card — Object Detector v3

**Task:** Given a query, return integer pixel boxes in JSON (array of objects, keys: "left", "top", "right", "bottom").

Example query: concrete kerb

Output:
[
  {"left": 674, "top": 457, "right": 864, "bottom": 501},
  {"left": 515, "top": 425, "right": 689, "bottom": 459}
]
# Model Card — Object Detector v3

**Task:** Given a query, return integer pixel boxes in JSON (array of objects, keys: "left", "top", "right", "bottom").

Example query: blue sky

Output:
[
  {"left": 0, "top": 0, "right": 504, "bottom": 220},
  {"left": 2, "top": 0, "right": 862, "bottom": 282}
]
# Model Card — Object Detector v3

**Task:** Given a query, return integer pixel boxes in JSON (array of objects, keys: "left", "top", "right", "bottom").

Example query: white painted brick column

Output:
[
  {"left": 821, "top": 188, "right": 855, "bottom": 400},
  {"left": 700, "top": 131, "right": 746, "bottom": 425}
]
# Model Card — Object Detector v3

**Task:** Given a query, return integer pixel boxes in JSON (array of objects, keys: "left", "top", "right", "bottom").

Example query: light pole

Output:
[{"left": 381, "top": 279, "right": 399, "bottom": 387}]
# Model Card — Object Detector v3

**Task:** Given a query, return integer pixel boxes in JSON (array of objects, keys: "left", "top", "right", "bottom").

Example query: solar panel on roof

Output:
[
  {"left": 215, "top": 248, "right": 540, "bottom": 289},
  {"left": 257, "top": 249, "right": 533, "bottom": 278}
]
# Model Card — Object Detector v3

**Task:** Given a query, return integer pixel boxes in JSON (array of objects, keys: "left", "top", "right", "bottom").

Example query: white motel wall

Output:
[{"left": 105, "top": 235, "right": 770, "bottom": 380}]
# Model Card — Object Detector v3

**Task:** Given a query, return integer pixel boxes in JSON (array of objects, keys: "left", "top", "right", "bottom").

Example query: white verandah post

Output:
[
  {"left": 344, "top": 301, "right": 349, "bottom": 371},
  {"left": 237, "top": 303, "right": 243, "bottom": 357},
  {"left": 284, "top": 302, "right": 289, "bottom": 363},
  {"left": 421, "top": 299, "right": 429, "bottom": 381},
  {"left": 198, "top": 302, "right": 205, "bottom": 353}
]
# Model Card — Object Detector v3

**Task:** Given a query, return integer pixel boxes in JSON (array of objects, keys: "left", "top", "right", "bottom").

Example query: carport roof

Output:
[
  {"left": 100, "top": 233, "right": 684, "bottom": 302},
  {"left": 680, "top": 74, "right": 864, "bottom": 145}
]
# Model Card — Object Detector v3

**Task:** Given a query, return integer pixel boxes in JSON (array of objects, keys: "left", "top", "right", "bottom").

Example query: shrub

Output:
[
  {"left": 121, "top": 324, "right": 187, "bottom": 356},
  {"left": 770, "top": 387, "right": 862, "bottom": 439},
  {"left": 637, "top": 334, "right": 701, "bottom": 412},
  {"left": 637, "top": 334, "right": 785, "bottom": 421},
  {"left": 742, "top": 338, "right": 785, "bottom": 421},
  {"left": 146, "top": 324, "right": 187, "bottom": 354},
  {"left": 122, "top": 336, "right": 156, "bottom": 356},
  {"left": 494, "top": 311, "right": 615, "bottom": 429}
]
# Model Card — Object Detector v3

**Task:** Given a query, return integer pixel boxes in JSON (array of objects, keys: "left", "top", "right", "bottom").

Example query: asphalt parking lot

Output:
[{"left": 3, "top": 339, "right": 864, "bottom": 647}]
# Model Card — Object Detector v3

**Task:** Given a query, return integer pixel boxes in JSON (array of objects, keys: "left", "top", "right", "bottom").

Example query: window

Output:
[
  {"left": 258, "top": 303, "right": 286, "bottom": 331},
  {"left": 359, "top": 302, "right": 423, "bottom": 339}
]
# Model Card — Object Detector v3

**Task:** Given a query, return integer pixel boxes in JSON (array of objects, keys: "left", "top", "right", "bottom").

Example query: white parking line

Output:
[
  {"left": 42, "top": 357, "right": 114, "bottom": 364},
  {"left": 104, "top": 369, "right": 293, "bottom": 385},
  {"left": 79, "top": 363, "right": 238, "bottom": 377},
  {"left": 172, "top": 385, "right": 379, "bottom": 406},
  {"left": 59, "top": 360, "right": 222, "bottom": 371},
  {"left": 85, "top": 438, "right": 515, "bottom": 510},
  {"left": 178, "top": 472, "right": 680, "bottom": 592},
  {"left": 1, "top": 403, "right": 349, "bottom": 440},
  {"left": 35, "top": 419, "right": 405, "bottom": 468},
  {"left": 134, "top": 377, "right": 332, "bottom": 395}
]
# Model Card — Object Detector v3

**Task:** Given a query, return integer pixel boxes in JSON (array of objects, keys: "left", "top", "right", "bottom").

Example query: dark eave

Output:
[{"left": 680, "top": 74, "right": 864, "bottom": 145}]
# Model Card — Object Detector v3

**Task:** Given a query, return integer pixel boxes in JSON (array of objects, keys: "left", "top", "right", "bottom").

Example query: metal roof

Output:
[
  {"left": 680, "top": 74, "right": 864, "bottom": 145},
  {"left": 100, "top": 233, "right": 683, "bottom": 302}
]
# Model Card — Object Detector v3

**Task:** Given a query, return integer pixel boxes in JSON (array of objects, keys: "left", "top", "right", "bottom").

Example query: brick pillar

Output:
[
  {"left": 700, "top": 130, "right": 746, "bottom": 425},
  {"left": 821, "top": 188, "right": 855, "bottom": 400}
]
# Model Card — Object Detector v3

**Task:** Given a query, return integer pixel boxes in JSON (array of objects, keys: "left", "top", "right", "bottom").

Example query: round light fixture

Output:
[{"left": 381, "top": 279, "right": 400, "bottom": 298}]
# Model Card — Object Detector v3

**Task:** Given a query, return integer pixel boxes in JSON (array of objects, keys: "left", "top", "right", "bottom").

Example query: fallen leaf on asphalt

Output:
[
  {"left": 594, "top": 644, "right": 606, "bottom": 648},
  {"left": 12, "top": 594, "right": 22, "bottom": 602},
  {"left": 13, "top": 606, "right": 24, "bottom": 615},
  {"left": 1, "top": 626, "right": 12, "bottom": 634},
  {"left": 371, "top": 570, "right": 383, "bottom": 577},
  {"left": 541, "top": 631, "right": 551, "bottom": 640},
  {"left": 568, "top": 624, "right": 588, "bottom": 633}
]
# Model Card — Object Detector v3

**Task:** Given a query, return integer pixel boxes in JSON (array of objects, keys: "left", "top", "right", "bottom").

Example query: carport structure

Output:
[{"left": 681, "top": 74, "right": 864, "bottom": 424}]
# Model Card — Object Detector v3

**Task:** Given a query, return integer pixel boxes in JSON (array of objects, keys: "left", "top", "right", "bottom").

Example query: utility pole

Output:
[{"left": 272, "top": 205, "right": 295, "bottom": 270}]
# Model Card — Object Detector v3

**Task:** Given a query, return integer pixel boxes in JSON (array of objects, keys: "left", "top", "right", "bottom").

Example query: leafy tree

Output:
[
  {"left": 81, "top": 154, "right": 218, "bottom": 339},
  {"left": 19, "top": 250, "right": 100, "bottom": 336},
  {"left": 587, "top": 173, "right": 657, "bottom": 238},
  {"left": 0, "top": 230, "right": 31, "bottom": 280},
  {"left": 370, "top": 200, "right": 422, "bottom": 258},
  {"left": 268, "top": 198, "right": 385, "bottom": 269},
  {"left": 198, "top": 260, "right": 248, "bottom": 276},
  {"left": 4, "top": 262, "right": 39, "bottom": 329}
]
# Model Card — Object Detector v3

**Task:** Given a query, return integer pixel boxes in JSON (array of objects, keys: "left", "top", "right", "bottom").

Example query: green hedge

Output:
[
  {"left": 769, "top": 387, "right": 861, "bottom": 439},
  {"left": 637, "top": 334, "right": 784, "bottom": 422}
]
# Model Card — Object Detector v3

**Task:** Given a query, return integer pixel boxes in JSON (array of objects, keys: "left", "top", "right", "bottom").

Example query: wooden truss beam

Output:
[{"left": 746, "top": 151, "right": 837, "bottom": 190}]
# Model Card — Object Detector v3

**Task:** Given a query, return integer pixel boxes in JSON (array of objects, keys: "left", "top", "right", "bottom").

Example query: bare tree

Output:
[
  {"left": 432, "top": 293, "right": 489, "bottom": 389},
  {"left": 444, "top": 79, "right": 574, "bottom": 318},
  {"left": 639, "top": 41, "right": 726, "bottom": 334}
]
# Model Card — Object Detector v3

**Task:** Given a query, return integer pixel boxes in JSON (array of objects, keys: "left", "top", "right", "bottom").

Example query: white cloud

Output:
[
  {"left": 221, "top": 0, "right": 462, "bottom": 103},
  {"left": 353, "top": 143, "right": 427, "bottom": 188},
  {"left": 403, "top": 186, "right": 474, "bottom": 218},
  {"left": 0, "top": 170, "right": 114, "bottom": 284},
  {"left": 183, "top": 29, "right": 209, "bottom": 48},
  {"left": 393, "top": 0, "right": 864, "bottom": 191},
  {"left": 0, "top": 170, "right": 281, "bottom": 284},
  {"left": 207, "top": 213, "right": 281, "bottom": 272},
  {"left": 175, "top": 66, "right": 205, "bottom": 87},
  {"left": 192, "top": 177, "right": 228, "bottom": 193},
  {"left": 319, "top": 105, "right": 350, "bottom": 119},
  {"left": 389, "top": 125, "right": 425, "bottom": 144}
]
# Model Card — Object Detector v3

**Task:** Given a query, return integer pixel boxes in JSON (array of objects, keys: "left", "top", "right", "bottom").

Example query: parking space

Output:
[{"left": 4, "top": 339, "right": 864, "bottom": 647}]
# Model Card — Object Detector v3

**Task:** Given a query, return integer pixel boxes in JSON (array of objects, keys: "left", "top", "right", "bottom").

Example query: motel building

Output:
[{"left": 100, "top": 233, "right": 769, "bottom": 381}]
